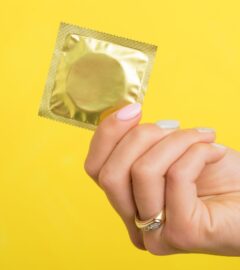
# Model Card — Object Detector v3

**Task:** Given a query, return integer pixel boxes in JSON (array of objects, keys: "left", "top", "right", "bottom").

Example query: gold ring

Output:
[{"left": 135, "top": 210, "right": 165, "bottom": 232}]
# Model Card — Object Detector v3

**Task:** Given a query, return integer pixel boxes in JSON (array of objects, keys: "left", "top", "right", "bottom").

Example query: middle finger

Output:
[{"left": 98, "top": 121, "right": 179, "bottom": 247}]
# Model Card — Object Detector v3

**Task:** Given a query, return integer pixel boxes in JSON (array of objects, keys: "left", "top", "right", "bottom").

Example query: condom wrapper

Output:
[{"left": 39, "top": 22, "right": 157, "bottom": 130}]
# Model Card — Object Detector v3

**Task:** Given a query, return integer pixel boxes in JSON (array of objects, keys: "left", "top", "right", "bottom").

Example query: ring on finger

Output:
[{"left": 135, "top": 209, "right": 165, "bottom": 232}]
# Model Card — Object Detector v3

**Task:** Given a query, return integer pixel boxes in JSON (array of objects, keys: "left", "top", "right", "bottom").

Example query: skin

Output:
[{"left": 84, "top": 108, "right": 240, "bottom": 256}]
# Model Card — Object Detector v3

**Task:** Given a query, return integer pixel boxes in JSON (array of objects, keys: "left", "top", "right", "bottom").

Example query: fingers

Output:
[
  {"left": 195, "top": 147, "right": 240, "bottom": 197},
  {"left": 84, "top": 103, "right": 142, "bottom": 181},
  {"left": 97, "top": 121, "right": 179, "bottom": 249},
  {"left": 131, "top": 128, "right": 216, "bottom": 221},
  {"left": 130, "top": 128, "right": 216, "bottom": 254},
  {"left": 154, "top": 143, "right": 228, "bottom": 254},
  {"left": 98, "top": 123, "right": 177, "bottom": 215},
  {"left": 165, "top": 143, "right": 227, "bottom": 228}
]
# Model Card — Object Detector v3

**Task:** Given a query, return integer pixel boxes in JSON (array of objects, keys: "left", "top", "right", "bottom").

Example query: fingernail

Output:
[
  {"left": 211, "top": 143, "right": 227, "bottom": 149},
  {"left": 155, "top": 120, "right": 180, "bottom": 129},
  {"left": 195, "top": 127, "right": 215, "bottom": 133},
  {"left": 116, "top": 103, "right": 142, "bottom": 121}
]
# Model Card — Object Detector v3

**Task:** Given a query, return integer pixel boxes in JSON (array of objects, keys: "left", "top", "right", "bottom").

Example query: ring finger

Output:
[{"left": 131, "top": 128, "right": 216, "bottom": 254}]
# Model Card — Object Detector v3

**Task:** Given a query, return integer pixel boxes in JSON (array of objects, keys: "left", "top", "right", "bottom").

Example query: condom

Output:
[{"left": 39, "top": 22, "right": 157, "bottom": 130}]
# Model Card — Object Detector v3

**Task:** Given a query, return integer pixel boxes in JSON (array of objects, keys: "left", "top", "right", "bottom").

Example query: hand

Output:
[{"left": 84, "top": 103, "right": 240, "bottom": 256}]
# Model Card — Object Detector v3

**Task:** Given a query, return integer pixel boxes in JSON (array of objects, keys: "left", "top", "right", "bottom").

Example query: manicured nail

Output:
[
  {"left": 211, "top": 143, "right": 227, "bottom": 149},
  {"left": 195, "top": 127, "right": 215, "bottom": 133},
  {"left": 155, "top": 120, "right": 180, "bottom": 129},
  {"left": 116, "top": 103, "right": 142, "bottom": 120}
]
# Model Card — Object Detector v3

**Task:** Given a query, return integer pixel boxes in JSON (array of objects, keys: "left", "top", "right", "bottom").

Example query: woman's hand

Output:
[{"left": 84, "top": 103, "right": 240, "bottom": 256}]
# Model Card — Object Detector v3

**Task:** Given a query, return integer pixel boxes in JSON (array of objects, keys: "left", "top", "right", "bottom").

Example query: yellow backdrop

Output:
[{"left": 1, "top": 0, "right": 240, "bottom": 269}]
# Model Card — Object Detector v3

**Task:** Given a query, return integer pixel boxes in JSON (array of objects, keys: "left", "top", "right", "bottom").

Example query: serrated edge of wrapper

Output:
[{"left": 38, "top": 22, "right": 158, "bottom": 131}]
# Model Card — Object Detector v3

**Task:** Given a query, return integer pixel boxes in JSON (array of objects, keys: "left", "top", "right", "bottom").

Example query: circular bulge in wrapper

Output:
[
  {"left": 38, "top": 23, "right": 157, "bottom": 130},
  {"left": 66, "top": 53, "right": 126, "bottom": 112}
]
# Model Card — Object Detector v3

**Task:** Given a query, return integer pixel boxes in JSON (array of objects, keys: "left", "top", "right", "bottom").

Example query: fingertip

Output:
[
  {"left": 210, "top": 143, "right": 228, "bottom": 154},
  {"left": 129, "top": 232, "right": 146, "bottom": 251},
  {"left": 195, "top": 127, "right": 215, "bottom": 133},
  {"left": 96, "top": 103, "right": 142, "bottom": 134},
  {"left": 115, "top": 102, "right": 142, "bottom": 121},
  {"left": 155, "top": 120, "right": 180, "bottom": 129},
  {"left": 204, "top": 142, "right": 228, "bottom": 164},
  {"left": 194, "top": 127, "right": 216, "bottom": 143}
]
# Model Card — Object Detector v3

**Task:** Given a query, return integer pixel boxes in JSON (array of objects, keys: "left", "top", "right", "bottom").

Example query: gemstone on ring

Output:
[
  {"left": 143, "top": 221, "right": 162, "bottom": 231},
  {"left": 135, "top": 210, "right": 165, "bottom": 232}
]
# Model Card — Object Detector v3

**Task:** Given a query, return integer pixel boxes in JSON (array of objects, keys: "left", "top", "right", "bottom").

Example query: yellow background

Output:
[{"left": 1, "top": 0, "right": 240, "bottom": 269}]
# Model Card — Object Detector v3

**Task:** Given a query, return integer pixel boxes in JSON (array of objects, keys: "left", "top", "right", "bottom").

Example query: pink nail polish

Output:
[{"left": 116, "top": 103, "right": 142, "bottom": 120}]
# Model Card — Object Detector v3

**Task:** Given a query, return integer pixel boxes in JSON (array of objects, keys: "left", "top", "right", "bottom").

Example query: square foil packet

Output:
[{"left": 39, "top": 22, "right": 157, "bottom": 130}]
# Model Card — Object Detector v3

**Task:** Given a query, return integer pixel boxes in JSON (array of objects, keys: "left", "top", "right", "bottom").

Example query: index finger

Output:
[{"left": 84, "top": 103, "right": 142, "bottom": 181}]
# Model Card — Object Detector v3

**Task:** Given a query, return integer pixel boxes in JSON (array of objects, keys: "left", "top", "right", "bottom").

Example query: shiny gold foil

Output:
[{"left": 39, "top": 22, "right": 157, "bottom": 130}]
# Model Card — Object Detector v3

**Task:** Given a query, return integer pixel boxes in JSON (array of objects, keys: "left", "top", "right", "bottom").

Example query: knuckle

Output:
[
  {"left": 167, "top": 164, "right": 187, "bottom": 182},
  {"left": 190, "top": 143, "right": 209, "bottom": 154},
  {"left": 166, "top": 143, "right": 211, "bottom": 183},
  {"left": 129, "top": 123, "right": 156, "bottom": 143},
  {"left": 98, "top": 166, "right": 116, "bottom": 191},
  {"left": 84, "top": 159, "right": 97, "bottom": 179},
  {"left": 131, "top": 159, "right": 153, "bottom": 180}
]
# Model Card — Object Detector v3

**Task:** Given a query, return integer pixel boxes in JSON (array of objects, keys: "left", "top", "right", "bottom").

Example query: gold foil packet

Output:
[{"left": 39, "top": 22, "right": 157, "bottom": 130}]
